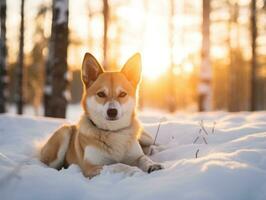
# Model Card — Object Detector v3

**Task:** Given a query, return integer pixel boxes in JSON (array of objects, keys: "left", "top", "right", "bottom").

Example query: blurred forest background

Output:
[{"left": 0, "top": 0, "right": 266, "bottom": 118}]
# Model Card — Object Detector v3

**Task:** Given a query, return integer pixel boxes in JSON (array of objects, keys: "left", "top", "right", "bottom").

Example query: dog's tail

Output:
[{"left": 40, "top": 125, "right": 75, "bottom": 169}]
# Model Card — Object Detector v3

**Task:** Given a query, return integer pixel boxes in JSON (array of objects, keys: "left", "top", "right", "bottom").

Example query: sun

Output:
[{"left": 141, "top": 45, "right": 171, "bottom": 80}]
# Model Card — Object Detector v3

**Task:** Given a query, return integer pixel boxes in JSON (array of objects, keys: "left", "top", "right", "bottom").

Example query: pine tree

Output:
[
  {"left": 16, "top": 0, "right": 25, "bottom": 114},
  {"left": 103, "top": 0, "right": 109, "bottom": 69},
  {"left": 31, "top": 4, "right": 48, "bottom": 115},
  {"left": 199, "top": 0, "right": 212, "bottom": 111},
  {"left": 44, "top": 0, "right": 69, "bottom": 118},
  {"left": 250, "top": 0, "right": 258, "bottom": 111},
  {"left": 0, "top": 0, "right": 7, "bottom": 113},
  {"left": 167, "top": 0, "right": 177, "bottom": 112}
]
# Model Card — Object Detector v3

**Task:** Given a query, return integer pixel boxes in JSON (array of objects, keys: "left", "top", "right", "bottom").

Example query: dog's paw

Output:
[{"left": 147, "top": 164, "right": 163, "bottom": 173}]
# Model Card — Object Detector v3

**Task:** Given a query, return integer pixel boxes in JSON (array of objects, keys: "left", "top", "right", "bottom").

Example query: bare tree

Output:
[
  {"left": 16, "top": 0, "right": 25, "bottom": 114},
  {"left": 227, "top": 1, "right": 239, "bottom": 112},
  {"left": 250, "top": 0, "right": 258, "bottom": 111},
  {"left": 30, "top": 4, "right": 48, "bottom": 115},
  {"left": 168, "top": 0, "right": 177, "bottom": 112},
  {"left": 103, "top": 0, "right": 109, "bottom": 69},
  {"left": 44, "top": 0, "right": 69, "bottom": 118},
  {"left": 199, "top": 0, "right": 212, "bottom": 111},
  {"left": 0, "top": 0, "right": 7, "bottom": 113}
]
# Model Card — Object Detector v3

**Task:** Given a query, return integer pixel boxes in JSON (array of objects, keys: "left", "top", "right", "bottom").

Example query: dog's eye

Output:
[
  {"left": 97, "top": 91, "right": 106, "bottom": 98},
  {"left": 118, "top": 92, "right": 127, "bottom": 98}
]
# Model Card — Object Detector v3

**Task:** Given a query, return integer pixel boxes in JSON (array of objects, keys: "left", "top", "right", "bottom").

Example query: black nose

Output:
[{"left": 107, "top": 108, "right": 118, "bottom": 118}]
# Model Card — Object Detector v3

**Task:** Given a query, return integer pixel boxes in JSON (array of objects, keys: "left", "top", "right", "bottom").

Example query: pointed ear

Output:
[
  {"left": 121, "top": 53, "right": 142, "bottom": 87},
  {"left": 81, "top": 53, "right": 104, "bottom": 88}
]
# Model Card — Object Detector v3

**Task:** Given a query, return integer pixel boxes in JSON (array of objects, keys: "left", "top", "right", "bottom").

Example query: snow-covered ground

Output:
[{"left": 0, "top": 111, "right": 266, "bottom": 200}]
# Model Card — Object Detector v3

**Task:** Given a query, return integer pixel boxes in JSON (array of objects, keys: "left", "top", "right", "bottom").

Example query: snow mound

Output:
[{"left": 0, "top": 112, "right": 266, "bottom": 200}]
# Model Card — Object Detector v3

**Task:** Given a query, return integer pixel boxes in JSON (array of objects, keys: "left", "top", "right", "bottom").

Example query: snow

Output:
[
  {"left": 1, "top": 111, "right": 266, "bottom": 200},
  {"left": 54, "top": 0, "right": 68, "bottom": 25},
  {"left": 44, "top": 85, "right": 52, "bottom": 95}
]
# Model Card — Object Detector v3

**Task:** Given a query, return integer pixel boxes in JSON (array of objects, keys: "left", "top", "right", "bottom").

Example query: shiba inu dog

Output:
[{"left": 40, "top": 53, "right": 163, "bottom": 178}]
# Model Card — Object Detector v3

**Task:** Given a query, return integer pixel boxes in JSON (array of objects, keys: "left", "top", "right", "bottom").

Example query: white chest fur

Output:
[
  {"left": 79, "top": 114, "right": 140, "bottom": 166},
  {"left": 84, "top": 146, "right": 114, "bottom": 165},
  {"left": 84, "top": 133, "right": 132, "bottom": 165}
]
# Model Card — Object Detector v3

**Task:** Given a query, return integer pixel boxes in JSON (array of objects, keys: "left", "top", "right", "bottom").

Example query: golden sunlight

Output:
[
  {"left": 142, "top": 50, "right": 170, "bottom": 80},
  {"left": 3, "top": 0, "right": 266, "bottom": 116},
  {"left": 183, "top": 62, "right": 194, "bottom": 74}
]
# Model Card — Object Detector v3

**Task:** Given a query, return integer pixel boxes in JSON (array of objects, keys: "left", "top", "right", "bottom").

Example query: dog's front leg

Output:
[
  {"left": 136, "top": 155, "right": 163, "bottom": 173},
  {"left": 139, "top": 130, "right": 154, "bottom": 155},
  {"left": 82, "top": 161, "right": 103, "bottom": 178},
  {"left": 125, "top": 141, "right": 163, "bottom": 173}
]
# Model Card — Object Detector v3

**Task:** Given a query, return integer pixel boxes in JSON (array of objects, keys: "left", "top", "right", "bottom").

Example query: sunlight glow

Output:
[
  {"left": 183, "top": 62, "right": 194, "bottom": 74},
  {"left": 142, "top": 50, "right": 170, "bottom": 80},
  {"left": 7, "top": 0, "right": 202, "bottom": 79},
  {"left": 173, "top": 66, "right": 181, "bottom": 76}
]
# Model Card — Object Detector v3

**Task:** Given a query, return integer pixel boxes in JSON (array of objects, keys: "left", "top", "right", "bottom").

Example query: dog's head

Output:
[{"left": 81, "top": 53, "right": 141, "bottom": 131}]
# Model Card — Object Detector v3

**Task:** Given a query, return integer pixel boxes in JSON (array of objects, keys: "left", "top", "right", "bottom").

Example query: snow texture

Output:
[
  {"left": 0, "top": 111, "right": 266, "bottom": 200},
  {"left": 44, "top": 85, "right": 52, "bottom": 95},
  {"left": 54, "top": 0, "right": 68, "bottom": 25}
]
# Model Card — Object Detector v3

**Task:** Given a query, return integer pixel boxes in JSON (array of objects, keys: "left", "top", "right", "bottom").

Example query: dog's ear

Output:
[
  {"left": 121, "top": 53, "right": 142, "bottom": 87},
  {"left": 81, "top": 53, "right": 104, "bottom": 88}
]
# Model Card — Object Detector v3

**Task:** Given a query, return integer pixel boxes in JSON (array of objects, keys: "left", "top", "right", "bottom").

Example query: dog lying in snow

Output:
[{"left": 40, "top": 53, "right": 163, "bottom": 178}]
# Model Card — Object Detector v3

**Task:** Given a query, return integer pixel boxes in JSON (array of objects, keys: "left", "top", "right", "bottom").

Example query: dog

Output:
[{"left": 40, "top": 53, "right": 163, "bottom": 178}]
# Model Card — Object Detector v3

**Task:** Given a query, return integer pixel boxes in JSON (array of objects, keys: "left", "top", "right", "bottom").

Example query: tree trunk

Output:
[
  {"left": 168, "top": 0, "right": 176, "bottom": 112},
  {"left": 228, "top": 2, "right": 238, "bottom": 112},
  {"left": 0, "top": 0, "right": 7, "bottom": 113},
  {"left": 44, "top": 0, "right": 69, "bottom": 118},
  {"left": 32, "top": 5, "right": 48, "bottom": 116},
  {"left": 103, "top": 0, "right": 109, "bottom": 70},
  {"left": 16, "top": 0, "right": 25, "bottom": 114},
  {"left": 199, "top": 0, "right": 212, "bottom": 111},
  {"left": 250, "top": 0, "right": 257, "bottom": 111}
]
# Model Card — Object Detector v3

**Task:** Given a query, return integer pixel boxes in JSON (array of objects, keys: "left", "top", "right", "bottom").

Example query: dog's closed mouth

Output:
[{"left": 106, "top": 117, "right": 118, "bottom": 121}]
